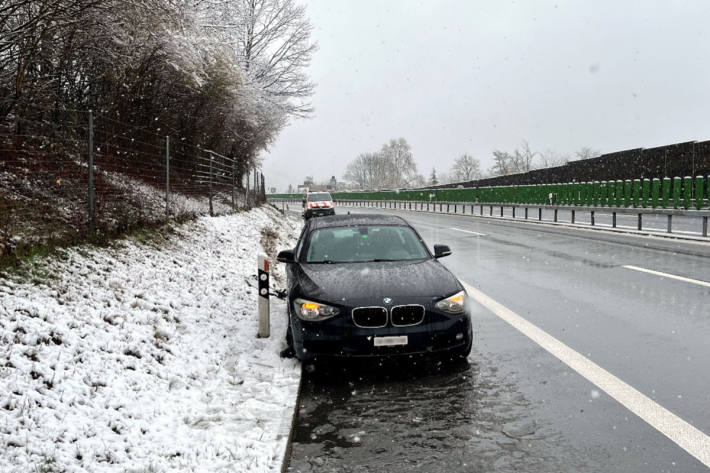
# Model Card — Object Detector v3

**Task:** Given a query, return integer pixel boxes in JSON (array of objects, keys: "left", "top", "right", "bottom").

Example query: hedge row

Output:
[{"left": 268, "top": 175, "right": 709, "bottom": 209}]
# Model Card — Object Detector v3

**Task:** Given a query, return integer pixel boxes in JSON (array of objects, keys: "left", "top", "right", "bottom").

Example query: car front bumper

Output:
[
  {"left": 304, "top": 207, "right": 335, "bottom": 218},
  {"left": 291, "top": 310, "right": 472, "bottom": 361}
]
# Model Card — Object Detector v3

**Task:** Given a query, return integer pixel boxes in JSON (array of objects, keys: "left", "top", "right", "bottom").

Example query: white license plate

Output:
[{"left": 373, "top": 335, "right": 408, "bottom": 347}]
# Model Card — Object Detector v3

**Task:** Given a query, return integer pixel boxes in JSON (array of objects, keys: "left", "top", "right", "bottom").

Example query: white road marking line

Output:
[
  {"left": 623, "top": 265, "right": 710, "bottom": 288},
  {"left": 450, "top": 227, "right": 487, "bottom": 236},
  {"left": 460, "top": 280, "right": 710, "bottom": 467}
]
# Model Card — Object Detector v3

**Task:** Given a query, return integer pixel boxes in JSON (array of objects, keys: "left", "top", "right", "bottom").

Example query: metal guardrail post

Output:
[
  {"left": 209, "top": 152, "right": 214, "bottom": 216},
  {"left": 232, "top": 160, "right": 236, "bottom": 211},
  {"left": 667, "top": 215, "right": 672, "bottom": 233},
  {"left": 591, "top": 210, "right": 595, "bottom": 226},
  {"left": 554, "top": 208, "right": 558, "bottom": 222},
  {"left": 88, "top": 110, "right": 95, "bottom": 233},
  {"left": 165, "top": 136, "right": 170, "bottom": 216},
  {"left": 612, "top": 212, "right": 617, "bottom": 228},
  {"left": 571, "top": 209, "right": 575, "bottom": 223},
  {"left": 500, "top": 206, "right": 503, "bottom": 217},
  {"left": 637, "top": 213, "right": 643, "bottom": 230},
  {"left": 525, "top": 207, "right": 528, "bottom": 219},
  {"left": 703, "top": 217, "right": 708, "bottom": 237}
]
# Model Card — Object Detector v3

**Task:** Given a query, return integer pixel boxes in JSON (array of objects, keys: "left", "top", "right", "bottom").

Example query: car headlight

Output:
[
  {"left": 435, "top": 291, "right": 465, "bottom": 315},
  {"left": 293, "top": 298, "right": 340, "bottom": 321}
]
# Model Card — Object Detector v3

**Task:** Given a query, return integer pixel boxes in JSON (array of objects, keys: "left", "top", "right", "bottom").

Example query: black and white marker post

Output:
[{"left": 257, "top": 254, "right": 270, "bottom": 338}]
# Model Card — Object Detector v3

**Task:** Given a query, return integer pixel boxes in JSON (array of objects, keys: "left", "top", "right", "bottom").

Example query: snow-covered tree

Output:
[{"left": 429, "top": 168, "right": 439, "bottom": 186}]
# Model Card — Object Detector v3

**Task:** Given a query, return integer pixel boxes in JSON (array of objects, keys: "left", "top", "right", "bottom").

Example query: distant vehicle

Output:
[
  {"left": 302, "top": 191, "right": 335, "bottom": 219},
  {"left": 276, "top": 214, "right": 473, "bottom": 362}
]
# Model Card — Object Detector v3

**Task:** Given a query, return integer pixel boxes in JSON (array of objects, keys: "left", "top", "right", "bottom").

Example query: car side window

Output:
[{"left": 294, "top": 222, "right": 311, "bottom": 261}]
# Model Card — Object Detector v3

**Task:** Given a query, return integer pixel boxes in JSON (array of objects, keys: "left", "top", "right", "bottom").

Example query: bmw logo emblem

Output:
[{"left": 383, "top": 297, "right": 392, "bottom": 305}]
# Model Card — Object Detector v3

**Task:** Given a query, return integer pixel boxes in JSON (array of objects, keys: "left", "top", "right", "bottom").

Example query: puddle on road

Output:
[{"left": 287, "top": 353, "right": 589, "bottom": 473}]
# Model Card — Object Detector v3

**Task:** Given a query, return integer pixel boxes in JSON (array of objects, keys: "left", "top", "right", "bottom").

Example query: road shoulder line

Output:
[
  {"left": 460, "top": 280, "right": 710, "bottom": 468},
  {"left": 622, "top": 265, "right": 710, "bottom": 288},
  {"left": 450, "top": 227, "right": 487, "bottom": 236}
]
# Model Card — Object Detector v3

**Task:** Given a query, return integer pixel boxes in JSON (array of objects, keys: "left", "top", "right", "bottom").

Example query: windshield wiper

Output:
[
  {"left": 363, "top": 257, "right": 427, "bottom": 263},
  {"left": 308, "top": 260, "right": 344, "bottom": 264}
]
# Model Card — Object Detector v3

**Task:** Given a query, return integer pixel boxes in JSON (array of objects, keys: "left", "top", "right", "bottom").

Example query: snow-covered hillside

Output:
[{"left": 0, "top": 206, "right": 302, "bottom": 473}]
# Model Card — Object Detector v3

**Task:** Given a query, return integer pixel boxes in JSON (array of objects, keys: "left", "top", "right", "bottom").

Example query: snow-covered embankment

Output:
[{"left": 0, "top": 206, "right": 302, "bottom": 473}]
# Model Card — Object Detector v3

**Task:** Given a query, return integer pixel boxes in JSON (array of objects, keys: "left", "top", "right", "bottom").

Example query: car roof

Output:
[{"left": 308, "top": 213, "right": 409, "bottom": 229}]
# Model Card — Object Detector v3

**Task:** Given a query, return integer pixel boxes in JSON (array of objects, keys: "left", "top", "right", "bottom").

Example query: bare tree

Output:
[
  {"left": 576, "top": 147, "right": 600, "bottom": 160},
  {"left": 411, "top": 174, "right": 426, "bottom": 188},
  {"left": 344, "top": 152, "right": 378, "bottom": 189},
  {"left": 344, "top": 137, "right": 418, "bottom": 190},
  {"left": 489, "top": 150, "right": 513, "bottom": 176},
  {"left": 451, "top": 154, "right": 482, "bottom": 182},
  {"left": 537, "top": 149, "right": 571, "bottom": 168},
  {"left": 380, "top": 138, "right": 418, "bottom": 187},
  {"left": 511, "top": 140, "right": 536, "bottom": 173}
]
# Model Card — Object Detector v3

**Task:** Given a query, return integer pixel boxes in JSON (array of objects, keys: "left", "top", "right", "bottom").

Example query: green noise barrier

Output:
[{"left": 267, "top": 174, "right": 709, "bottom": 210}]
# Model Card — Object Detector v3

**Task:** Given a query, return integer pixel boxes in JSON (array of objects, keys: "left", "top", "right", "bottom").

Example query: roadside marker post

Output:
[{"left": 257, "top": 255, "right": 271, "bottom": 338}]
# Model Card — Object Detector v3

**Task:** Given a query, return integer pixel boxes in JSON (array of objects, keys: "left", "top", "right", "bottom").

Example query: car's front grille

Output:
[
  {"left": 391, "top": 305, "right": 425, "bottom": 326},
  {"left": 352, "top": 307, "right": 388, "bottom": 328}
]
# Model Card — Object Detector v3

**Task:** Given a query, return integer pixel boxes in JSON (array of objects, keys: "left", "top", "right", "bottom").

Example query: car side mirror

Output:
[
  {"left": 277, "top": 249, "right": 296, "bottom": 263},
  {"left": 434, "top": 244, "right": 452, "bottom": 258}
]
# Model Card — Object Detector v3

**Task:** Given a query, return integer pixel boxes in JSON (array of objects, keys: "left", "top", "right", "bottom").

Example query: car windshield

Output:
[
  {"left": 307, "top": 193, "right": 332, "bottom": 201},
  {"left": 305, "top": 225, "right": 429, "bottom": 263}
]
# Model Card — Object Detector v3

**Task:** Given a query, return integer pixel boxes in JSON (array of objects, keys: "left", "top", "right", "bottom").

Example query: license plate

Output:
[{"left": 373, "top": 335, "right": 408, "bottom": 347}]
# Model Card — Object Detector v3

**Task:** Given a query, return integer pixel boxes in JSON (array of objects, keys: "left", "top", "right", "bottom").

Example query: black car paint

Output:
[{"left": 282, "top": 214, "right": 473, "bottom": 361}]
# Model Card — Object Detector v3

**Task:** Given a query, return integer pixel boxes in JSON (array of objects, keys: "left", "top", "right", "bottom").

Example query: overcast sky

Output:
[{"left": 262, "top": 0, "right": 710, "bottom": 192}]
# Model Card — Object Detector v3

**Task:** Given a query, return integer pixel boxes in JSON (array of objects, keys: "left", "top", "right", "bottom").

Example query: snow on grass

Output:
[{"left": 0, "top": 206, "right": 302, "bottom": 472}]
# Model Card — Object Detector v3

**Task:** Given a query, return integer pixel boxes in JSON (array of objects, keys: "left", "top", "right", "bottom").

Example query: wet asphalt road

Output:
[{"left": 284, "top": 206, "right": 710, "bottom": 473}]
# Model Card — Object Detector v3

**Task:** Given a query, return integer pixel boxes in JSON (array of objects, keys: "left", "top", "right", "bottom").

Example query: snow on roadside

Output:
[{"left": 0, "top": 206, "right": 302, "bottom": 473}]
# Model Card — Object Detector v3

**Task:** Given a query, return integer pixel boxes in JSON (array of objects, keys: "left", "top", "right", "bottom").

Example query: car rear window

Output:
[
  {"left": 305, "top": 225, "right": 429, "bottom": 263},
  {"left": 307, "top": 193, "right": 332, "bottom": 201}
]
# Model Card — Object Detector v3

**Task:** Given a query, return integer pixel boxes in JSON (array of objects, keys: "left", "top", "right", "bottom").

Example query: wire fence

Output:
[{"left": 0, "top": 106, "right": 266, "bottom": 260}]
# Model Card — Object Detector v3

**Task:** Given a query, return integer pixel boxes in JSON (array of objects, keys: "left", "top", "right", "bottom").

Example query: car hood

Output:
[{"left": 294, "top": 259, "right": 461, "bottom": 305}]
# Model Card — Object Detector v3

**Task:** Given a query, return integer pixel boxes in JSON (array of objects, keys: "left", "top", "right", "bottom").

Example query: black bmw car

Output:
[{"left": 277, "top": 214, "right": 472, "bottom": 362}]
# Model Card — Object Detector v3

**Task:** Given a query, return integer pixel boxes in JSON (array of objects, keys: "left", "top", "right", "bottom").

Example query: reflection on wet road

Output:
[{"left": 287, "top": 355, "right": 587, "bottom": 473}]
